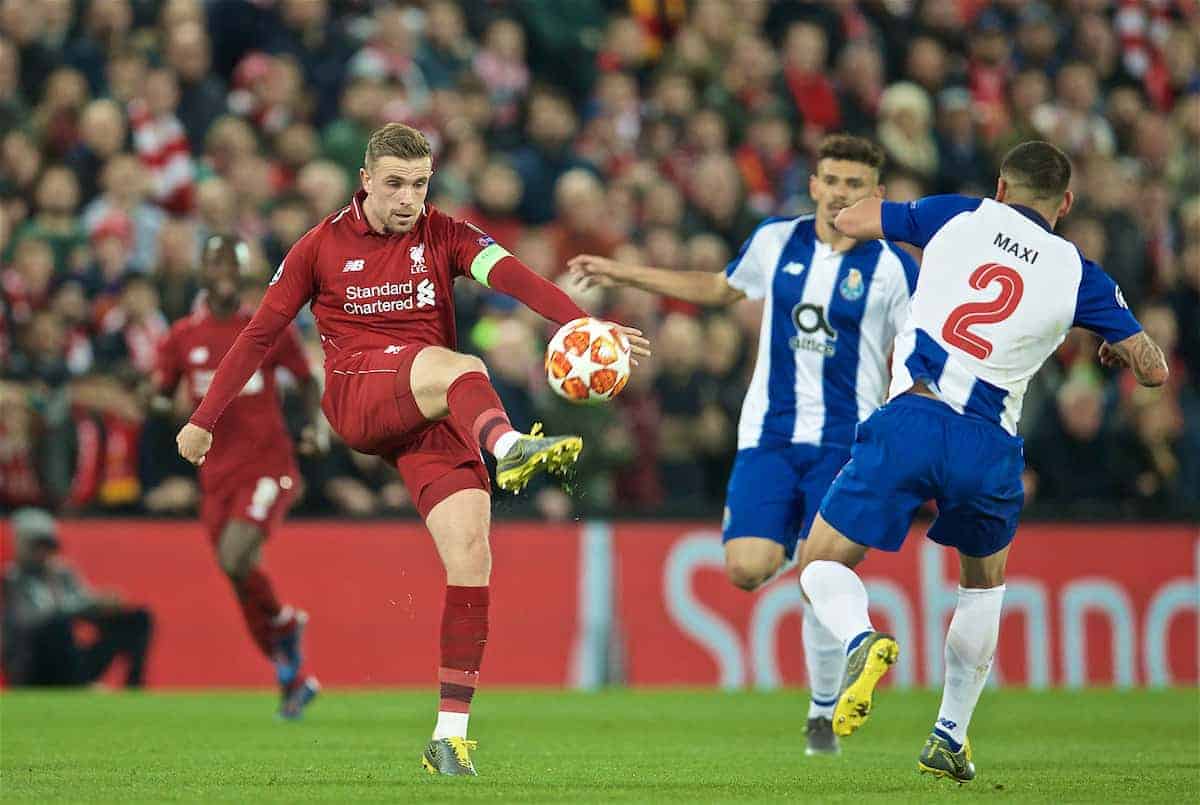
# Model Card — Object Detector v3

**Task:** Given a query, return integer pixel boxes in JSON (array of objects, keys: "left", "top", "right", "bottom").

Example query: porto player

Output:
[
  {"left": 154, "top": 235, "right": 320, "bottom": 719},
  {"left": 570, "top": 135, "right": 918, "bottom": 756},
  {"left": 175, "top": 123, "right": 648, "bottom": 776},
  {"left": 797, "top": 142, "right": 1169, "bottom": 782}
]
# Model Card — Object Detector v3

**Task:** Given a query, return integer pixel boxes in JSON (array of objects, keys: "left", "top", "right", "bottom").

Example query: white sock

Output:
[
  {"left": 799, "top": 560, "right": 874, "bottom": 649},
  {"left": 803, "top": 599, "right": 847, "bottom": 719},
  {"left": 934, "top": 585, "right": 1005, "bottom": 750},
  {"left": 493, "top": 430, "right": 521, "bottom": 459},
  {"left": 432, "top": 711, "right": 469, "bottom": 740}
]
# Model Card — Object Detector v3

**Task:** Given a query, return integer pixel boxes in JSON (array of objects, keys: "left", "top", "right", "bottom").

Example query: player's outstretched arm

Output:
[
  {"left": 478, "top": 253, "right": 651, "bottom": 360},
  {"left": 833, "top": 198, "right": 885, "bottom": 240},
  {"left": 1098, "top": 332, "right": 1169, "bottom": 387},
  {"left": 567, "top": 254, "right": 744, "bottom": 307}
]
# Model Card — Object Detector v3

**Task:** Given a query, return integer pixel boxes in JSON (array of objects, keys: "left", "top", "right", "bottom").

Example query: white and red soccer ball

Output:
[{"left": 545, "top": 317, "right": 632, "bottom": 403}]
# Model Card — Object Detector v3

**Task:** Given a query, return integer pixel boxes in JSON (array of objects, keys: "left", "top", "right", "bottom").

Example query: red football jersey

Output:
[
  {"left": 156, "top": 306, "right": 310, "bottom": 489},
  {"left": 264, "top": 193, "right": 492, "bottom": 358},
  {"left": 189, "top": 190, "right": 586, "bottom": 431}
]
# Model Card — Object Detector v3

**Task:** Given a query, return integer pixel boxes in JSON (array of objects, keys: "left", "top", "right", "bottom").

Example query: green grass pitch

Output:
[{"left": 2, "top": 689, "right": 1196, "bottom": 803}]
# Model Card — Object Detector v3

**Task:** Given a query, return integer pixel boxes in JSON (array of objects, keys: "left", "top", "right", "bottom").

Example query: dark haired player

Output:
[
  {"left": 154, "top": 235, "right": 320, "bottom": 719},
  {"left": 571, "top": 133, "right": 919, "bottom": 756},
  {"left": 801, "top": 141, "right": 1168, "bottom": 781},
  {"left": 175, "top": 123, "right": 648, "bottom": 775}
]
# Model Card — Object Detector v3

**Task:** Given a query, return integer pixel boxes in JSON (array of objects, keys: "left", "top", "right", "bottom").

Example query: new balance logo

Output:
[
  {"left": 343, "top": 259, "right": 365, "bottom": 273},
  {"left": 782, "top": 261, "right": 806, "bottom": 275},
  {"left": 416, "top": 278, "right": 435, "bottom": 308},
  {"left": 384, "top": 345, "right": 403, "bottom": 354}
]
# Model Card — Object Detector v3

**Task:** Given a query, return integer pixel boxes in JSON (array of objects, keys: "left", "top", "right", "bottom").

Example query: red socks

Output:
[
  {"left": 445, "top": 372, "right": 513, "bottom": 456},
  {"left": 234, "top": 568, "right": 284, "bottom": 658},
  {"left": 438, "top": 585, "right": 489, "bottom": 716}
]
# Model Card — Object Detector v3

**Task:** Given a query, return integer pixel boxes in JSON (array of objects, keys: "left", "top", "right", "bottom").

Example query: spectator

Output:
[
  {"left": 877, "top": 82, "right": 938, "bottom": 181},
  {"left": 127, "top": 67, "right": 196, "bottom": 214},
  {"left": 461, "top": 159, "right": 525, "bottom": 250},
  {"left": 64, "top": 99, "right": 127, "bottom": 204},
  {"left": 294, "top": 159, "right": 349, "bottom": 223},
  {"left": 416, "top": 0, "right": 474, "bottom": 91},
  {"left": 934, "top": 87, "right": 990, "bottom": 194},
  {"left": 780, "top": 21, "right": 840, "bottom": 138},
  {"left": 1024, "top": 378, "right": 1143, "bottom": 510},
  {"left": 81, "top": 153, "right": 166, "bottom": 274},
  {"left": 2, "top": 238, "right": 55, "bottom": 328},
  {"left": 62, "top": 0, "right": 133, "bottom": 95},
  {"left": 265, "top": 0, "right": 353, "bottom": 127},
  {"left": 82, "top": 211, "right": 137, "bottom": 303},
  {"left": 321, "top": 77, "right": 384, "bottom": 189},
  {"left": 548, "top": 169, "right": 621, "bottom": 277},
  {"left": 33, "top": 66, "right": 90, "bottom": 159},
  {"left": 347, "top": 3, "right": 430, "bottom": 122},
  {"left": 906, "top": 36, "right": 951, "bottom": 97},
  {"left": 165, "top": 21, "right": 228, "bottom": 153},
  {"left": 1031, "top": 62, "right": 1116, "bottom": 158},
  {"left": 0, "top": 24, "right": 28, "bottom": 133},
  {"left": 14, "top": 164, "right": 89, "bottom": 276},
  {"left": 836, "top": 42, "right": 884, "bottom": 137},
  {"left": 1, "top": 129, "right": 44, "bottom": 200},
  {"left": 683, "top": 153, "right": 759, "bottom": 251},
  {"left": 2, "top": 508, "right": 154, "bottom": 688},
  {"left": 473, "top": 18, "right": 530, "bottom": 136},
  {"left": 509, "top": 86, "right": 592, "bottom": 224},
  {"left": 652, "top": 313, "right": 709, "bottom": 506}
]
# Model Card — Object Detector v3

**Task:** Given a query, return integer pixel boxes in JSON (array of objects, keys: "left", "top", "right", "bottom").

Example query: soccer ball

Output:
[{"left": 545, "top": 317, "right": 632, "bottom": 403}]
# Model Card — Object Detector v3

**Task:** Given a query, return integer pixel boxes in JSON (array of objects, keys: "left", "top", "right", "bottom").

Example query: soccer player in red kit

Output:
[
  {"left": 175, "top": 124, "right": 648, "bottom": 775},
  {"left": 156, "top": 235, "right": 320, "bottom": 719}
]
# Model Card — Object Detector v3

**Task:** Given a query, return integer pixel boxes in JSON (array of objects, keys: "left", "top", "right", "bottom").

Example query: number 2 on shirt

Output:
[{"left": 942, "top": 262, "right": 1024, "bottom": 360}]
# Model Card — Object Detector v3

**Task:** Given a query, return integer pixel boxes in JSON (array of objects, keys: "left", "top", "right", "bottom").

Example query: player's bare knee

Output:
[
  {"left": 723, "top": 539, "right": 784, "bottom": 591},
  {"left": 444, "top": 529, "right": 491, "bottom": 579},
  {"left": 725, "top": 559, "right": 774, "bottom": 591},
  {"left": 720, "top": 563, "right": 768, "bottom": 595},
  {"left": 447, "top": 352, "right": 488, "bottom": 382}
]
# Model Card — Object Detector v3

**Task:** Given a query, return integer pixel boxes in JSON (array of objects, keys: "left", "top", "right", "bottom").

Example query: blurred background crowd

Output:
[{"left": 0, "top": 0, "right": 1196, "bottom": 523}]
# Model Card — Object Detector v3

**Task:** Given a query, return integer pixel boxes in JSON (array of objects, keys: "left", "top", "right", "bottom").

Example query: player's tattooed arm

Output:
[
  {"left": 1098, "top": 331, "right": 1169, "bottom": 387},
  {"left": 833, "top": 198, "right": 884, "bottom": 240}
]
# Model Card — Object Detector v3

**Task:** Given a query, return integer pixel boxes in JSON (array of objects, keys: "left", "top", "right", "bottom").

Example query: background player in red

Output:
[
  {"left": 155, "top": 235, "right": 320, "bottom": 720},
  {"left": 174, "top": 124, "right": 649, "bottom": 775}
]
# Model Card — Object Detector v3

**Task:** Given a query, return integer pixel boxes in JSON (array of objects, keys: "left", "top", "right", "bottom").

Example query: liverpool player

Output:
[
  {"left": 175, "top": 124, "right": 648, "bottom": 775},
  {"left": 155, "top": 235, "right": 320, "bottom": 719}
]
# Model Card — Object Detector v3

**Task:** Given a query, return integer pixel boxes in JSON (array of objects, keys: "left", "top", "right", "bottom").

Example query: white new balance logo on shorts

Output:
[{"left": 343, "top": 259, "right": 365, "bottom": 272}]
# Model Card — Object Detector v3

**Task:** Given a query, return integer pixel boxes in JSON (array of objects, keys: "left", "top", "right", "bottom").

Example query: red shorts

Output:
[
  {"left": 322, "top": 346, "right": 489, "bottom": 519},
  {"left": 200, "top": 472, "right": 298, "bottom": 544}
]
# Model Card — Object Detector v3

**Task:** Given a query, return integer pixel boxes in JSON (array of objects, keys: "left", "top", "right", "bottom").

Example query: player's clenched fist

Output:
[{"left": 176, "top": 422, "right": 213, "bottom": 466}]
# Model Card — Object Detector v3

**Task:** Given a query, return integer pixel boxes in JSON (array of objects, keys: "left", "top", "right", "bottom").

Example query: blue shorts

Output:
[
  {"left": 723, "top": 444, "right": 851, "bottom": 559},
  {"left": 819, "top": 394, "right": 1025, "bottom": 557}
]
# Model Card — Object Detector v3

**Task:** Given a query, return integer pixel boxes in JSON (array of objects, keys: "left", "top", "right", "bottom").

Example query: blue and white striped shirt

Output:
[{"left": 725, "top": 216, "right": 919, "bottom": 450}]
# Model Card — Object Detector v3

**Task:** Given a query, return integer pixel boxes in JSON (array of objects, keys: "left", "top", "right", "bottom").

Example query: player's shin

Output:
[
  {"left": 799, "top": 560, "right": 874, "bottom": 650},
  {"left": 803, "top": 600, "right": 847, "bottom": 718},
  {"left": 234, "top": 568, "right": 285, "bottom": 659},
  {"left": 933, "top": 585, "right": 1005, "bottom": 750},
  {"left": 445, "top": 372, "right": 519, "bottom": 458},
  {"left": 435, "top": 585, "right": 490, "bottom": 740}
]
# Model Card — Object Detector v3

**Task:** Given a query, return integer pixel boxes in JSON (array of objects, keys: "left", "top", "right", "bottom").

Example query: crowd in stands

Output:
[{"left": 2, "top": 0, "right": 1197, "bottom": 521}]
